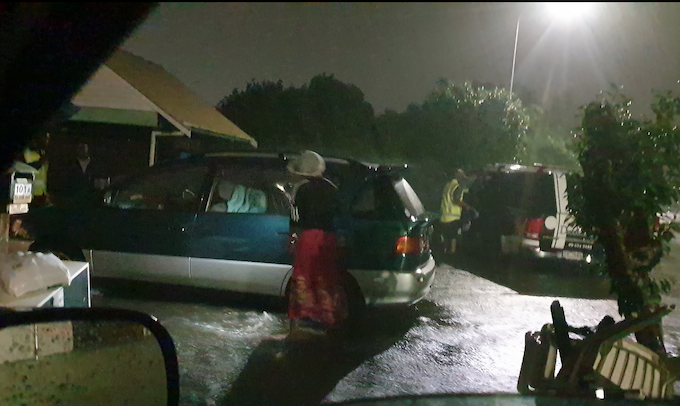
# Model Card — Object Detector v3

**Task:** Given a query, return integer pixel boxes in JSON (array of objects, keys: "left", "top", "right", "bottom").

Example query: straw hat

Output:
[{"left": 287, "top": 150, "right": 326, "bottom": 177}]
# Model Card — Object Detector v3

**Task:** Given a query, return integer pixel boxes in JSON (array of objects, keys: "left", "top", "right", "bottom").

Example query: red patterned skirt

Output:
[{"left": 288, "top": 229, "right": 348, "bottom": 329}]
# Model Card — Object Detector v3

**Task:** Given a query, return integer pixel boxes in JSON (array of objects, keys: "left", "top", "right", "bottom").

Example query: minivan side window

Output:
[
  {"left": 111, "top": 166, "right": 208, "bottom": 212},
  {"left": 205, "top": 175, "right": 291, "bottom": 216}
]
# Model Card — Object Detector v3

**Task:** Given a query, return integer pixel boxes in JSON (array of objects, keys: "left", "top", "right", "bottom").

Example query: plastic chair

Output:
[
  {"left": 591, "top": 337, "right": 676, "bottom": 399},
  {"left": 518, "top": 301, "right": 677, "bottom": 399}
]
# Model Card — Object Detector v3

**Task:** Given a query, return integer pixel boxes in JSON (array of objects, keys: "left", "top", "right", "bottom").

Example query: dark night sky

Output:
[{"left": 122, "top": 2, "right": 680, "bottom": 122}]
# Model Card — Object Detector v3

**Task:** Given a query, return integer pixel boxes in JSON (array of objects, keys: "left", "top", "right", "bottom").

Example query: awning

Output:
[{"left": 72, "top": 50, "right": 257, "bottom": 147}]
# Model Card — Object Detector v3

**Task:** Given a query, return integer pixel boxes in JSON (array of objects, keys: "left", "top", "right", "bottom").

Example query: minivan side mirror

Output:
[{"left": 0, "top": 307, "right": 179, "bottom": 406}]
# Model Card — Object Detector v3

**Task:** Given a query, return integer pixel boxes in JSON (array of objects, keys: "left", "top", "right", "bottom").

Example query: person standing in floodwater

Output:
[{"left": 287, "top": 150, "right": 348, "bottom": 340}]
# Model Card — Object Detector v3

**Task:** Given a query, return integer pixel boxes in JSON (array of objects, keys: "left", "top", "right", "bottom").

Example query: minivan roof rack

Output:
[
  {"left": 484, "top": 162, "right": 571, "bottom": 174},
  {"left": 202, "top": 150, "right": 410, "bottom": 174}
]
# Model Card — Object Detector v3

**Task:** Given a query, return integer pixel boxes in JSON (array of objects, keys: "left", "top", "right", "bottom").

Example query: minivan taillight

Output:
[
  {"left": 395, "top": 236, "right": 427, "bottom": 255},
  {"left": 525, "top": 218, "right": 545, "bottom": 241}
]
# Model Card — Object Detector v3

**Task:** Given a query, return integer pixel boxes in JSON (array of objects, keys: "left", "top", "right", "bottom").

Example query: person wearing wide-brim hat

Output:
[{"left": 286, "top": 150, "right": 348, "bottom": 340}]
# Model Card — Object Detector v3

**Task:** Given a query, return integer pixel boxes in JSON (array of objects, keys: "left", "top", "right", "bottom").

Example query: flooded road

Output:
[{"left": 92, "top": 253, "right": 680, "bottom": 405}]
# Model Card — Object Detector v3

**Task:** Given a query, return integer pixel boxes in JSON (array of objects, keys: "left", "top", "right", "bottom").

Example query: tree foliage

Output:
[
  {"left": 377, "top": 80, "right": 529, "bottom": 171},
  {"left": 216, "top": 74, "right": 380, "bottom": 161},
  {"left": 517, "top": 105, "right": 579, "bottom": 171},
  {"left": 216, "top": 75, "right": 574, "bottom": 212},
  {"left": 376, "top": 80, "right": 530, "bottom": 209},
  {"left": 566, "top": 86, "right": 680, "bottom": 352}
]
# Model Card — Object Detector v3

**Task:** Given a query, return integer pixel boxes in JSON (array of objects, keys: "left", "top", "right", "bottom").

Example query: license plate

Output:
[
  {"left": 12, "top": 182, "right": 32, "bottom": 204},
  {"left": 562, "top": 250, "right": 584, "bottom": 261}
]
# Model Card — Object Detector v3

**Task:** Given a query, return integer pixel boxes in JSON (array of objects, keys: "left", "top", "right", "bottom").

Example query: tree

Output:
[
  {"left": 376, "top": 80, "right": 530, "bottom": 209},
  {"left": 474, "top": 82, "right": 579, "bottom": 170},
  {"left": 380, "top": 80, "right": 529, "bottom": 169},
  {"left": 216, "top": 74, "right": 380, "bottom": 161},
  {"left": 518, "top": 104, "right": 579, "bottom": 171},
  {"left": 566, "top": 86, "right": 680, "bottom": 353}
]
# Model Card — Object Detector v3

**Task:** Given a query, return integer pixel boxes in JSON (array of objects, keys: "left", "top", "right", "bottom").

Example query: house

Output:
[{"left": 47, "top": 49, "right": 257, "bottom": 190}]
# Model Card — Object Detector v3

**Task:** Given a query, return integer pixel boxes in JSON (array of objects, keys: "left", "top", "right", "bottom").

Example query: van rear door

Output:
[{"left": 544, "top": 172, "right": 595, "bottom": 258}]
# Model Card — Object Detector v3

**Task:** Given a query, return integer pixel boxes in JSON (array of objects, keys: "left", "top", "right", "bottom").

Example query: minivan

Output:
[{"left": 21, "top": 152, "right": 436, "bottom": 316}]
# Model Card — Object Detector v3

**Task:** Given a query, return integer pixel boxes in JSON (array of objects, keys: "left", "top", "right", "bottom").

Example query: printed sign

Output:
[{"left": 11, "top": 180, "right": 32, "bottom": 205}]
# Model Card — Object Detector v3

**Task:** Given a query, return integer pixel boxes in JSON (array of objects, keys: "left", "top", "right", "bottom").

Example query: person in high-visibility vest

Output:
[
  {"left": 23, "top": 133, "right": 50, "bottom": 206},
  {"left": 440, "top": 169, "right": 474, "bottom": 255}
]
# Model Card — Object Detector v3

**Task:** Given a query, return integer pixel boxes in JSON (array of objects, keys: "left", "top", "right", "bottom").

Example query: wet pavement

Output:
[{"left": 92, "top": 250, "right": 680, "bottom": 406}]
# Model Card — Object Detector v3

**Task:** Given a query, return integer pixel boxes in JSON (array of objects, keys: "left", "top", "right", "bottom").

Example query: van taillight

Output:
[
  {"left": 525, "top": 218, "right": 545, "bottom": 241},
  {"left": 395, "top": 236, "right": 427, "bottom": 255}
]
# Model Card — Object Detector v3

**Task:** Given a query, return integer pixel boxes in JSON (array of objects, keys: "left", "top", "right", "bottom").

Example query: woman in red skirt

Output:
[{"left": 287, "top": 150, "right": 348, "bottom": 340}]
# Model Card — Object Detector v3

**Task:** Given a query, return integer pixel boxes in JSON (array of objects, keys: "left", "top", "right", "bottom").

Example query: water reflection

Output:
[
  {"left": 448, "top": 255, "right": 612, "bottom": 300},
  {"left": 218, "top": 306, "right": 422, "bottom": 406}
]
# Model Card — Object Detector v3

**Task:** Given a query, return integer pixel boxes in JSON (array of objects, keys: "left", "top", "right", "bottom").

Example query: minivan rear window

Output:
[{"left": 352, "top": 176, "right": 415, "bottom": 221}]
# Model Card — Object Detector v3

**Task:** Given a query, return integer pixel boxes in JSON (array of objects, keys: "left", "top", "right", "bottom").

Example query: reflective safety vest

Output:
[
  {"left": 440, "top": 179, "right": 467, "bottom": 223},
  {"left": 33, "top": 164, "right": 48, "bottom": 197},
  {"left": 23, "top": 148, "right": 47, "bottom": 197}
]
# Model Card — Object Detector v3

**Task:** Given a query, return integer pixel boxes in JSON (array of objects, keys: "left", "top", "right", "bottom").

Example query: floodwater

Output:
[{"left": 93, "top": 248, "right": 680, "bottom": 405}]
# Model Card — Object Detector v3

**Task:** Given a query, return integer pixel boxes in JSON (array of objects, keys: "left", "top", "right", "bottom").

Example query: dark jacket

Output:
[
  {"left": 291, "top": 177, "right": 339, "bottom": 233},
  {"left": 51, "top": 158, "right": 100, "bottom": 209}
]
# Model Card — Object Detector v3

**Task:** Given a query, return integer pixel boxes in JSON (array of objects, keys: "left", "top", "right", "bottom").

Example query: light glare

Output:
[{"left": 545, "top": 2, "right": 595, "bottom": 22}]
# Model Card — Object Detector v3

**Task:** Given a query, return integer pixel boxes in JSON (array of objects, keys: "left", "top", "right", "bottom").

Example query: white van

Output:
[{"left": 462, "top": 164, "right": 602, "bottom": 264}]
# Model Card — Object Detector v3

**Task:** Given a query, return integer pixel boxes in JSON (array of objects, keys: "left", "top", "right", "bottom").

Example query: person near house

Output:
[
  {"left": 286, "top": 150, "right": 348, "bottom": 340},
  {"left": 52, "top": 142, "right": 101, "bottom": 209}
]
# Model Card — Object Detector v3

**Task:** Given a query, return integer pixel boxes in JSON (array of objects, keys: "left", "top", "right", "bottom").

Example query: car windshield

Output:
[{"left": 5, "top": 2, "right": 680, "bottom": 406}]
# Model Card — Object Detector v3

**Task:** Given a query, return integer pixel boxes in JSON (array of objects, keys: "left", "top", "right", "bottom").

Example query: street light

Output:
[
  {"left": 509, "top": 2, "right": 596, "bottom": 95},
  {"left": 545, "top": 2, "right": 595, "bottom": 22}
]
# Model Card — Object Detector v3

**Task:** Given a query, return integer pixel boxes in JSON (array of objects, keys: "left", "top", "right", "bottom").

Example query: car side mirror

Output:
[{"left": 0, "top": 307, "right": 179, "bottom": 406}]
